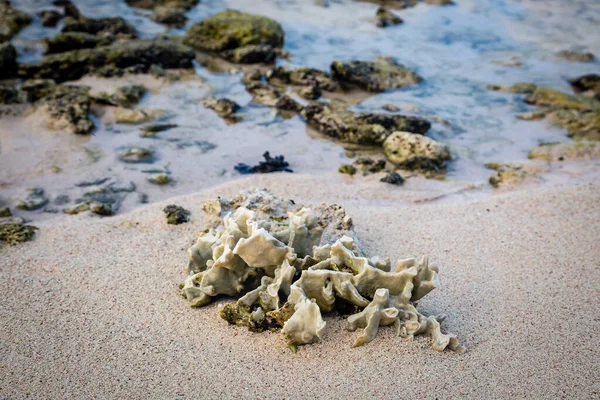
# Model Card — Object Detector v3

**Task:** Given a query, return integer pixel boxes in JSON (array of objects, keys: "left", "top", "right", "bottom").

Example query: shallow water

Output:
[{"left": 1, "top": 0, "right": 599, "bottom": 219}]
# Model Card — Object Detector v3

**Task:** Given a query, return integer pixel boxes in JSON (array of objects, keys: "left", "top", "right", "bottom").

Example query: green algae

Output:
[
  {"left": 0, "top": 224, "right": 37, "bottom": 244},
  {"left": 338, "top": 164, "right": 357, "bottom": 175},
  {"left": 331, "top": 56, "right": 422, "bottom": 92}
]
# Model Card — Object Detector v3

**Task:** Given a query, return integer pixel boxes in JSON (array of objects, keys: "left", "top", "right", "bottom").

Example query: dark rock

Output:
[
  {"left": 53, "top": 0, "right": 81, "bottom": 19},
  {"left": 338, "top": 164, "right": 357, "bottom": 175},
  {"left": 201, "top": 96, "right": 241, "bottom": 122},
  {"left": 376, "top": 7, "right": 403, "bottom": 27},
  {"left": 380, "top": 171, "right": 404, "bottom": 185},
  {"left": 183, "top": 10, "right": 284, "bottom": 63},
  {"left": 75, "top": 178, "right": 111, "bottom": 187},
  {"left": 301, "top": 101, "right": 430, "bottom": 144},
  {"left": 62, "top": 16, "right": 137, "bottom": 37},
  {"left": 234, "top": 151, "right": 293, "bottom": 174},
  {"left": 19, "top": 39, "right": 195, "bottom": 83},
  {"left": 140, "top": 123, "right": 178, "bottom": 136},
  {"left": 266, "top": 66, "right": 338, "bottom": 91},
  {"left": 555, "top": 50, "right": 595, "bottom": 63},
  {"left": 220, "top": 44, "right": 277, "bottom": 64},
  {"left": 331, "top": 56, "right": 422, "bottom": 92},
  {"left": 0, "top": 42, "right": 17, "bottom": 79},
  {"left": 163, "top": 204, "right": 190, "bottom": 224},
  {"left": 570, "top": 74, "right": 600, "bottom": 100},
  {"left": 39, "top": 10, "right": 62, "bottom": 28},
  {"left": 93, "top": 85, "right": 146, "bottom": 108},
  {"left": 118, "top": 147, "right": 154, "bottom": 163},
  {"left": 354, "top": 157, "right": 386, "bottom": 173},
  {"left": 244, "top": 81, "right": 282, "bottom": 106},
  {"left": 298, "top": 85, "right": 321, "bottom": 100},
  {"left": 46, "top": 32, "right": 113, "bottom": 54},
  {"left": 0, "top": 82, "right": 21, "bottom": 104},
  {"left": 90, "top": 203, "right": 113, "bottom": 216},
  {"left": 0, "top": 223, "right": 37, "bottom": 244},
  {"left": 486, "top": 82, "right": 536, "bottom": 94},
  {"left": 126, "top": 0, "right": 199, "bottom": 10},
  {"left": 0, "top": 1, "right": 32, "bottom": 43},
  {"left": 274, "top": 94, "right": 302, "bottom": 112},
  {"left": 151, "top": 6, "right": 187, "bottom": 28},
  {"left": 16, "top": 188, "right": 49, "bottom": 211},
  {"left": 0, "top": 207, "right": 11, "bottom": 217},
  {"left": 241, "top": 69, "right": 264, "bottom": 85},
  {"left": 38, "top": 85, "right": 94, "bottom": 134},
  {"left": 382, "top": 104, "right": 399, "bottom": 112},
  {"left": 20, "top": 79, "right": 56, "bottom": 102}
]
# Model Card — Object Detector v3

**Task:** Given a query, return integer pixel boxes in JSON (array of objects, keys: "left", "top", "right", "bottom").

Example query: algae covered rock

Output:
[
  {"left": 570, "top": 74, "right": 600, "bottom": 100},
  {"left": 62, "top": 14, "right": 137, "bottom": 37},
  {"left": 16, "top": 188, "right": 49, "bottom": 211},
  {"left": 163, "top": 204, "right": 190, "bottom": 224},
  {"left": 302, "top": 101, "right": 430, "bottom": 145},
  {"left": 19, "top": 39, "right": 195, "bottom": 83},
  {"left": 331, "top": 56, "right": 422, "bottom": 92},
  {"left": 93, "top": 85, "right": 146, "bottom": 108},
  {"left": 39, "top": 10, "right": 62, "bottom": 28},
  {"left": 37, "top": 85, "right": 94, "bottom": 134},
  {"left": 0, "top": 1, "right": 32, "bottom": 43},
  {"left": 376, "top": 7, "right": 403, "bottom": 27},
  {"left": 338, "top": 164, "right": 357, "bottom": 175},
  {"left": 179, "top": 189, "right": 463, "bottom": 353},
  {"left": 266, "top": 66, "right": 339, "bottom": 92},
  {"left": 0, "top": 42, "right": 17, "bottom": 79},
  {"left": 383, "top": 131, "right": 450, "bottom": 171},
  {"left": 201, "top": 96, "right": 241, "bottom": 122},
  {"left": 487, "top": 82, "right": 536, "bottom": 94},
  {"left": 528, "top": 140, "right": 600, "bottom": 161},
  {"left": 555, "top": 50, "right": 595, "bottom": 63},
  {"left": 151, "top": 6, "right": 187, "bottom": 28},
  {"left": 45, "top": 32, "right": 113, "bottom": 54},
  {"left": 486, "top": 162, "right": 529, "bottom": 188},
  {"left": 547, "top": 109, "right": 600, "bottom": 141},
  {"left": 0, "top": 207, "right": 11, "bottom": 217},
  {"left": 126, "top": 0, "right": 198, "bottom": 10},
  {"left": 183, "top": 10, "right": 284, "bottom": 63},
  {"left": 118, "top": 147, "right": 154, "bottom": 163},
  {"left": 524, "top": 87, "right": 594, "bottom": 111},
  {"left": 0, "top": 223, "right": 37, "bottom": 244},
  {"left": 20, "top": 79, "right": 57, "bottom": 102},
  {"left": 380, "top": 171, "right": 404, "bottom": 185}
]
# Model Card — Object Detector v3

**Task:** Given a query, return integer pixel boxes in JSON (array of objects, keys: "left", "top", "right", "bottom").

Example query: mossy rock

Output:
[
  {"left": 0, "top": 82, "right": 21, "bottom": 104},
  {"left": 0, "top": 1, "right": 32, "bottom": 43},
  {"left": 118, "top": 147, "right": 154, "bottom": 163},
  {"left": 383, "top": 131, "right": 450, "bottom": 171},
  {"left": 0, "top": 207, "right": 12, "bottom": 217},
  {"left": 16, "top": 187, "right": 49, "bottom": 211},
  {"left": 528, "top": 140, "right": 600, "bottom": 161},
  {"left": 338, "top": 164, "right": 357, "bottom": 175},
  {"left": 126, "top": 0, "right": 198, "bottom": 10},
  {"left": 331, "top": 56, "right": 422, "bottom": 92},
  {"left": 183, "top": 9, "right": 284, "bottom": 53},
  {"left": 163, "top": 204, "right": 190, "bottom": 224},
  {"left": 19, "top": 39, "right": 195, "bottom": 83},
  {"left": 570, "top": 74, "right": 600, "bottom": 100},
  {"left": 555, "top": 50, "right": 595, "bottom": 63},
  {"left": 301, "top": 101, "right": 430, "bottom": 145},
  {"left": 524, "top": 87, "right": 594, "bottom": 111},
  {"left": 201, "top": 96, "right": 240, "bottom": 121},
  {"left": 220, "top": 44, "right": 278, "bottom": 64},
  {"left": 62, "top": 15, "right": 137, "bottom": 37},
  {"left": 151, "top": 6, "right": 187, "bottom": 28},
  {"left": 486, "top": 163, "right": 528, "bottom": 188},
  {"left": 0, "top": 42, "right": 17, "bottom": 79},
  {"left": 39, "top": 85, "right": 94, "bottom": 134},
  {"left": 46, "top": 32, "right": 113, "bottom": 54},
  {"left": 486, "top": 82, "right": 536, "bottom": 94},
  {"left": 376, "top": 7, "right": 403, "bottom": 28},
  {"left": 547, "top": 109, "right": 600, "bottom": 141},
  {"left": 39, "top": 10, "right": 62, "bottom": 28},
  {"left": 93, "top": 85, "right": 146, "bottom": 108},
  {"left": 0, "top": 223, "right": 37, "bottom": 244}
]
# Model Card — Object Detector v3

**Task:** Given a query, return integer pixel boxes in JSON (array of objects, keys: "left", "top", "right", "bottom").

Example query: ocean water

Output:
[{"left": 1, "top": 0, "right": 599, "bottom": 218}]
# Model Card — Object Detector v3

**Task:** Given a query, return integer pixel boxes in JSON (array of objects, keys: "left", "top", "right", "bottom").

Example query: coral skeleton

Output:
[{"left": 180, "top": 189, "right": 463, "bottom": 353}]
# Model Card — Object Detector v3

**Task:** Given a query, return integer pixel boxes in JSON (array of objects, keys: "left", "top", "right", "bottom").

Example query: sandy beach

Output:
[{"left": 1, "top": 175, "right": 598, "bottom": 399}]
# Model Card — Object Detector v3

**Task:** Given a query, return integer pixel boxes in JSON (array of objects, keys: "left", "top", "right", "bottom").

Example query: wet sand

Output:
[{"left": 1, "top": 175, "right": 598, "bottom": 399}]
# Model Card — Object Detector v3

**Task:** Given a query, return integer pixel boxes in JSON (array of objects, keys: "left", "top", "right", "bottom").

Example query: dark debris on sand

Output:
[
  {"left": 234, "top": 151, "right": 293, "bottom": 174},
  {"left": 163, "top": 204, "right": 190, "bottom": 225}
]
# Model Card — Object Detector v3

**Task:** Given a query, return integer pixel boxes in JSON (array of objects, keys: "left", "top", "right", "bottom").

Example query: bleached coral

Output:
[{"left": 180, "top": 189, "right": 463, "bottom": 353}]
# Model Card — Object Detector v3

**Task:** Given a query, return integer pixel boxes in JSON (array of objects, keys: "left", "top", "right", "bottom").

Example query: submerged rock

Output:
[
  {"left": 298, "top": 85, "right": 321, "bottom": 100},
  {"left": 376, "top": 7, "right": 403, "bottom": 27},
  {"left": 126, "top": 0, "right": 198, "bottom": 10},
  {"left": 235, "top": 152, "right": 292, "bottom": 174},
  {"left": 547, "top": 109, "right": 600, "bottom": 141},
  {"left": 302, "top": 101, "right": 430, "bottom": 145},
  {"left": 555, "top": 50, "right": 595, "bottom": 63},
  {"left": 20, "top": 79, "right": 57, "bottom": 102},
  {"left": 486, "top": 162, "right": 529, "bottom": 189},
  {"left": 245, "top": 81, "right": 283, "bottom": 106},
  {"left": 380, "top": 171, "right": 404, "bottom": 185},
  {"left": 118, "top": 147, "right": 154, "bottom": 163},
  {"left": 0, "top": 42, "right": 17, "bottom": 79},
  {"left": 0, "top": 82, "right": 20, "bottom": 104},
  {"left": 0, "top": 223, "right": 37, "bottom": 244},
  {"left": 201, "top": 96, "right": 241, "bottom": 122},
  {"left": 183, "top": 10, "right": 284, "bottom": 64},
  {"left": 524, "top": 87, "right": 593, "bottom": 111},
  {"left": 151, "top": 6, "right": 187, "bottom": 28},
  {"left": 569, "top": 74, "right": 600, "bottom": 100},
  {"left": 37, "top": 85, "right": 94, "bottom": 134},
  {"left": 0, "top": 207, "right": 11, "bottom": 217},
  {"left": 487, "top": 82, "right": 536, "bottom": 94},
  {"left": 274, "top": 94, "right": 302, "bottom": 113},
  {"left": 39, "top": 10, "right": 62, "bottom": 27},
  {"left": 19, "top": 39, "right": 195, "bottom": 83},
  {"left": 16, "top": 188, "right": 49, "bottom": 211},
  {"left": 528, "top": 140, "right": 600, "bottom": 161},
  {"left": 93, "top": 85, "right": 146, "bottom": 108},
  {"left": 383, "top": 131, "right": 450, "bottom": 171},
  {"left": 331, "top": 56, "right": 422, "bottom": 92},
  {"left": 61, "top": 8, "right": 137, "bottom": 37},
  {"left": 140, "top": 123, "right": 178, "bottom": 137},
  {"left": 0, "top": 1, "right": 32, "bottom": 43},
  {"left": 353, "top": 157, "right": 386, "bottom": 174},
  {"left": 90, "top": 203, "right": 113, "bottom": 216},
  {"left": 266, "top": 66, "right": 339, "bottom": 92},
  {"left": 163, "top": 204, "right": 190, "bottom": 225},
  {"left": 45, "top": 32, "right": 113, "bottom": 54},
  {"left": 338, "top": 164, "right": 357, "bottom": 175},
  {"left": 148, "top": 173, "right": 170, "bottom": 185}
]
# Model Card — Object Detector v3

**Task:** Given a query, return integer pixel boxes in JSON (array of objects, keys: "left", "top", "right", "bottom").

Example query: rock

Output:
[
  {"left": 234, "top": 151, "right": 293, "bottom": 174},
  {"left": 376, "top": 7, "right": 403, "bottom": 27},
  {"left": 183, "top": 10, "right": 284, "bottom": 63},
  {"left": 63, "top": 202, "right": 90, "bottom": 215},
  {"left": 53, "top": 0, "right": 81, "bottom": 19},
  {"left": 62, "top": 14, "right": 136, "bottom": 37},
  {"left": 39, "top": 10, "right": 62, "bottom": 27},
  {"left": 113, "top": 107, "right": 161, "bottom": 123},
  {"left": 93, "top": 85, "right": 146, "bottom": 108},
  {"left": 524, "top": 87, "right": 593, "bottom": 111},
  {"left": 242, "top": 69, "right": 264, "bottom": 85},
  {"left": 338, "top": 164, "right": 357, "bottom": 175},
  {"left": 353, "top": 157, "right": 386, "bottom": 174},
  {"left": 148, "top": 173, "right": 170, "bottom": 184},
  {"left": 486, "top": 162, "right": 528, "bottom": 188},
  {"left": 245, "top": 81, "right": 283, "bottom": 106},
  {"left": 126, "top": 0, "right": 198, "bottom": 10},
  {"left": 45, "top": 32, "right": 113, "bottom": 54},
  {"left": 301, "top": 101, "right": 430, "bottom": 145},
  {"left": 298, "top": 85, "right": 321, "bottom": 100},
  {"left": 547, "top": 109, "right": 600, "bottom": 141},
  {"left": 19, "top": 39, "right": 195, "bottom": 83},
  {"left": 383, "top": 131, "right": 450, "bottom": 171},
  {"left": 151, "top": 6, "right": 187, "bottom": 28},
  {"left": 331, "top": 56, "right": 422, "bottom": 92},
  {"left": 37, "top": 85, "right": 94, "bottom": 134},
  {"left": 0, "top": 42, "right": 17, "bottom": 79},
  {"left": 0, "top": 223, "right": 37, "bottom": 244},
  {"left": 487, "top": 82, "right": 536, "bottom": 94},
  {"left": 201, "top": 96, "right": 241, "bottom": 122},
  {"left": 90, "top": 203, "right": 113, "bottom": 216},
  {"left": 267, "top": 67, "right": 338, "bottom": 91},
  {"left": 118, "top": 147, "right": 154, "bottom": 163},
  {"left": 220, "top": 44, "right": 278, "bottom": 64},
  {"left": 20, "top": 79, "right": 57, "bottom": 102},
  {"left": 555, "top": 50, "right": 595, "bottom": 63},
  {"left": 516, "top": 109, "right": 549, "bottom": 121},
  {"left": 163, "top": 204, "right": 190, "bottom": 224},
  {"left": 139, "top": 123, "right": 178, "bottom": 137},
  {"left": 16, "top": 188, "right": 49, "bottom": 211},
  {"left": 0, "top": 1, "right": 32, "bottom": 43},
  {"left": 380, "top": 171, "right": 404, "bottom": 185},
  {"left": 528, "top": 140, "right": 600, "bottom": 161},
  {"left": 0, "top": 82, "right": 21, "bottom": 104},
  {"left": 569, "top": 74, "right": 600, "bottom": 100},
  {"left": 382, "top": 104, "right": 399, "bottom": 112},
  {"left": 0, "top": 207, "right": 11, "bottom": 217},
  {"left": 274, "top": 94, "right": 302, "bottom": 112}
]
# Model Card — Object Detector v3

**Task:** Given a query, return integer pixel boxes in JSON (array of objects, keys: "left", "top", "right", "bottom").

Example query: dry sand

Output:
[{"left": 1, "top": 174, "right": 599, "bottom": 399}]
